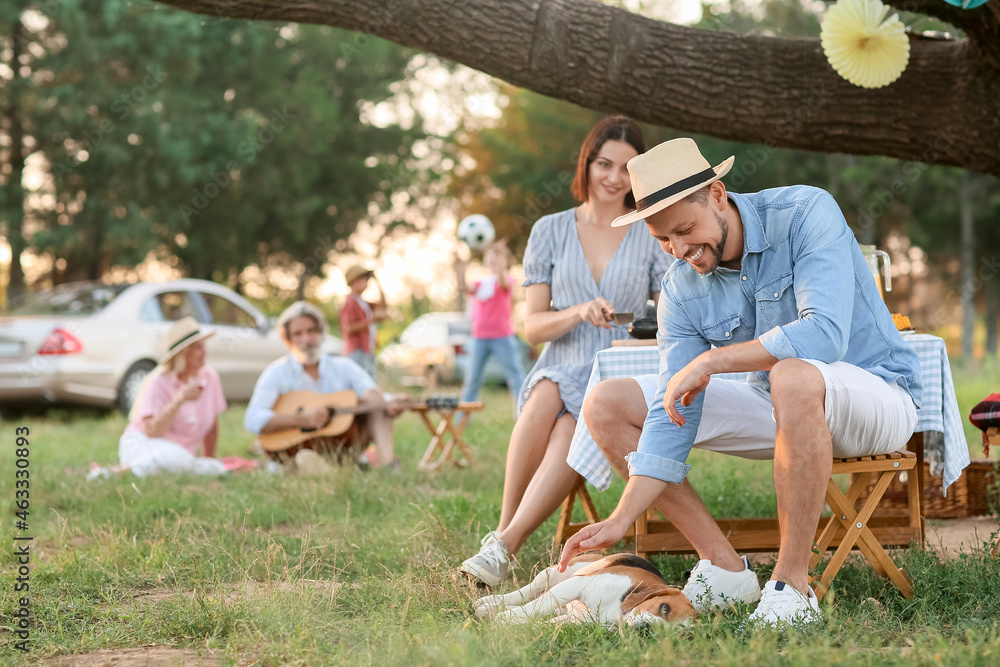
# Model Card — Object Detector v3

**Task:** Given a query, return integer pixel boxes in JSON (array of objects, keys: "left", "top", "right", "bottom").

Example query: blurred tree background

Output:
[
  {"left": 2, "top": 0, "right": 998, "bottom": 356},
  {"left": 1, "top": 0, "right": 426, "bottom": 300}
]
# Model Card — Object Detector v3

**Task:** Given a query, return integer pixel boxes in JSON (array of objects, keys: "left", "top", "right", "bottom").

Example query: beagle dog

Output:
[{"left": 473, "top": 553, "right": 696, "bottom": 627}]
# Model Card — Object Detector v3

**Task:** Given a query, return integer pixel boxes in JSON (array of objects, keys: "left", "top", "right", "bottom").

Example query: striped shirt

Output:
[{"left": 518, "top": 208, "right": 673, "bottom": 419}]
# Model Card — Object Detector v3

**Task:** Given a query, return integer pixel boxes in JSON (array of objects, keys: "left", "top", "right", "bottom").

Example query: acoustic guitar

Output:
[{"left": 258, "top": 390, "right": 411, "bottom": 459}]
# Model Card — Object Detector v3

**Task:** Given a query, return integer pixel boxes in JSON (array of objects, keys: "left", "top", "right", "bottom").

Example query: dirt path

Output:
[
  {"left": 925, "top": 516, "right": 999, "bottom": 554},
  {"left": 43, "top": 646, "right": 219, "bottom": 666}
]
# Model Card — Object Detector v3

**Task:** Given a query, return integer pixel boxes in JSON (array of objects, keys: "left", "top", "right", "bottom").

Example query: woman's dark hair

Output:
[{"left": 571, "top": 115, "right": 645, "bottom": 207}]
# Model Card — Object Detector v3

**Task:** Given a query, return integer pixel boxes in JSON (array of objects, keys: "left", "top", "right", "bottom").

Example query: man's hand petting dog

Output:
[{"left": 558, "top": 519, "right": 629, "bottom": 572}]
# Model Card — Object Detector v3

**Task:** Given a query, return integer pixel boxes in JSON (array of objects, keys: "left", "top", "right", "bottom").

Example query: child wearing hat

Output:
[{"left": 339, "top": 265, "right": 388, "bottom": 379}]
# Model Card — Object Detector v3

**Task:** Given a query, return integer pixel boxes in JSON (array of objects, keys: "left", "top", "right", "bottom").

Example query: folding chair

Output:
[
  {"left": 630, "top": 448, "right": 924, "bottom": 602},
  {"left": 554, "top": 478, "right": 602, "bottom": 545},
  {"left": 809, "top": 450, "right": 920, "bottom": 600}
]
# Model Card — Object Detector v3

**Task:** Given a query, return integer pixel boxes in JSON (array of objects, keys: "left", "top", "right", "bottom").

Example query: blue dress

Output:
[{"left": 518, "top": 208, "right": 673, "bottom": 419}]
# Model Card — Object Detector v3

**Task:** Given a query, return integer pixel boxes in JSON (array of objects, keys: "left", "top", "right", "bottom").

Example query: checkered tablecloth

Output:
[{"left": 567, "top": 333, "right": 970, "bottom": 494}]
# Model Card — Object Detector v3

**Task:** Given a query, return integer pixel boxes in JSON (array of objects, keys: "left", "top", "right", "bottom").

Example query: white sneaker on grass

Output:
[
  {"left": 682, "top": 556, "right": 762, "bottom": 611},
  {"left": 459, "top": 531, "right": 512, "bottom": 587},
  {"left": 744, "top": 580, "right": 821, "bottom": 628}
]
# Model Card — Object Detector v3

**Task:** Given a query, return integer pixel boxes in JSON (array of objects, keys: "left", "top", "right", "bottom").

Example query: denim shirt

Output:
[{"left": 627, "top": 185, "right": 924, "bottom": 484}]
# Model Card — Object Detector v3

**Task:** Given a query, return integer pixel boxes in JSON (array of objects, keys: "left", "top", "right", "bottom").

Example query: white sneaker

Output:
[
  {"left": 459, "top": 531, "right": 512, "bottom": 587},
  {"left": 745, "top": 580, "right": 821, "bottom": 628},
  {"left": 682, "top": 556, "right": 762, "bottom": 611}
]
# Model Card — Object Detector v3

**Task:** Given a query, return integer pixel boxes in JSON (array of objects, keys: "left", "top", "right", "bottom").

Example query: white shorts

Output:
[{"left": 633, "top": 360, "right": 917, "bottom": 460}]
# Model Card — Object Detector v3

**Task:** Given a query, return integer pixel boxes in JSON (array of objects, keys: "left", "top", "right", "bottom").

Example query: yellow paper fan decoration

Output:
[{"left": 821, "top": 0, "right": 910, "bottom": 89}]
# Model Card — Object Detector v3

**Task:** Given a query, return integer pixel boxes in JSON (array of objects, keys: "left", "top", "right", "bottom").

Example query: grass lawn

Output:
[{"left": 2, "top": 382, "right": 999, "bottom": 665}]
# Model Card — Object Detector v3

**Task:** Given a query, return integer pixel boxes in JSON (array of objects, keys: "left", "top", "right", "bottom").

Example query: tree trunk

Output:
[
  {"left": 229, "top": 267, "right": 243, "bottom": 295},
  {"left": 985, "top": 272, "right": 998, "bottom": 358},
  {"left": 154, "top": 0, "right": 1000, "bottom": 176},
  {"left": 3, "top": 16, "right": 27, "bottom": 296},
  {"left": 297, "top": 268, "right": 307, "bottom": 301},
  {"left": 960, "top": 174, "right": 976, "bottom": 361}
]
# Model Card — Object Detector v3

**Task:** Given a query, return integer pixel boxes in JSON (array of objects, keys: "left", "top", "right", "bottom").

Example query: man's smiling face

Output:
[{"left": 644, "top": 183, "right": 736, "bottom": 274}]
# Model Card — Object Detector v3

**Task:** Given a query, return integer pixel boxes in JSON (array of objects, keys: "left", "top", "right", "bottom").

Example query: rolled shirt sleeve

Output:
[
  {"left": 757, "top": 192, "right": 854, "bottom": 364},
  {"left": 626, "top": 284, "right": 711, "bottom": 484}
]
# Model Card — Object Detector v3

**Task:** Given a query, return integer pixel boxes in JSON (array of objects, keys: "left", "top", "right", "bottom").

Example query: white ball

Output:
[{"left": 457, "top": 214, "right": 496, "bottom": 251}]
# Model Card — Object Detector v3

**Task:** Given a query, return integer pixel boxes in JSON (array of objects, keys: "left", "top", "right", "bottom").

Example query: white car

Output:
[
  {"left": 0, "top": 279, "right": 342, "bottom": 413},
  {"left": 378, "top": 312, "right": 532, "bottom": 387}
]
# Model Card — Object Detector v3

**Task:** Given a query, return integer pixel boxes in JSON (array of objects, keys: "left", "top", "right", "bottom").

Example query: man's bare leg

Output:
[
  {"left": 367, "top": 409, "right": 396, "bottom": 464},
  {"left": 768, "top": 359, "right": 832, "bottom": 594},
  {"left": 359, "top": 389, "right": 397, "bottom": 465},
  {"left": 583, "top": 379, "right": 744, "bottom": 573}
]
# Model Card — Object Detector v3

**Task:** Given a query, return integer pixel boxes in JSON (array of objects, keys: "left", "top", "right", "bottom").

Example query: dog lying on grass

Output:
[{"left": 473, "top": 553, "right": 696, "bottom": 627}]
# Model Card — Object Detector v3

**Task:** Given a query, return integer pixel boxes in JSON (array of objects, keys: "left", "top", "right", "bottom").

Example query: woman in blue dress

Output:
[{"left": 460, "top": 116, "right": 673, "bottom": 585}]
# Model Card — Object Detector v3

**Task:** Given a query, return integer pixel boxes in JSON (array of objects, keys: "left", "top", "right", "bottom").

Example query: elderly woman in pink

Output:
[{"left": 113, "top": 317, "right": 228, "bottom": 477}]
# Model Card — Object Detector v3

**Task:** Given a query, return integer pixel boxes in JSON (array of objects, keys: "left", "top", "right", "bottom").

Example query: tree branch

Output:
[
  {"left": 153, "top": 0, "right": 1000, "bottom": 177},
  {"left": 885, "top": 0, "right": 1000, "bottom": 67}
]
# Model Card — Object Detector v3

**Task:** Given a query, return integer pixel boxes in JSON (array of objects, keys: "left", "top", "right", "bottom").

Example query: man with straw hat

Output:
[
  {"left": 559, "top": 138, "right": 923, "bottom": 628},
  {"left": 244, "top": 301, "right": 402, "bottom": 468}
]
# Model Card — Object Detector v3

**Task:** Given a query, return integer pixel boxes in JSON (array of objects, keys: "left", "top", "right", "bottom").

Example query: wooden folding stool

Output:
[
  {"left": 411, "top": 401, "right": 483, "bottom": 471},
  {"left": 554, "top": 478, "right": 602, "bottom": 545},
  {"left": 809, "top": 450, "right": 921, "bottom": 600}
]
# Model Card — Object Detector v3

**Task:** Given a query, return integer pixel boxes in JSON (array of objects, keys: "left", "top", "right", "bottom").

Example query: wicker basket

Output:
[{"left": 853, "top": 460, "right": 1000, "bottom": 519}]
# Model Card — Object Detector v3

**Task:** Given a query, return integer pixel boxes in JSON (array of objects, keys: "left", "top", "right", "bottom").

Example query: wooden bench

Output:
[{"left": 556, "top": 441, "right": 926, "bottom": 601}]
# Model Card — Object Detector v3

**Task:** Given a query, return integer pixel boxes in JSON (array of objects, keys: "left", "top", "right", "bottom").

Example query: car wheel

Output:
[{"left": 117, "top": 360, "right": 156, "bottom": 415}]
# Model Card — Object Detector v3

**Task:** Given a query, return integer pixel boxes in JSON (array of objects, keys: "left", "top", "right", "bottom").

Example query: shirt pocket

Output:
[
  {"left": 755, "top": 272, "right": 795, "bottom": 329},
  {"left": 703, "top": 314, "right": 744, "bottom": 346}
]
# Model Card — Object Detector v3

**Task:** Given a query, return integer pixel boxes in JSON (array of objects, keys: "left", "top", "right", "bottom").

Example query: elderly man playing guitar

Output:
[{"left": 244, "top": 301, "right": 404, "bottom": 468}]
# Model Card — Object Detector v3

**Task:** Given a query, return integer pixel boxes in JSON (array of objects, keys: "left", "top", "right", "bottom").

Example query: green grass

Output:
[{"left": 2, "top": 383, "right": 999, "bottom": 665}]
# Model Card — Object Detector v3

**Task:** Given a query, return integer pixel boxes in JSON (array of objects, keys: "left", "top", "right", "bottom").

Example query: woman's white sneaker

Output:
[
  {"left": 745, "top": 580, "right": 821, "bottom": 628},
  {"left": 459, "top": 531, "right": 512, "bottom": 587},
  {"left": 682, "top": 556, "right": 762, "bottom": 611}
]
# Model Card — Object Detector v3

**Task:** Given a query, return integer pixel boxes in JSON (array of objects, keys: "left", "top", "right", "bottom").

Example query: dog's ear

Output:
[{"left": 625, "top": 585, "right": 697, "bottom": 622}]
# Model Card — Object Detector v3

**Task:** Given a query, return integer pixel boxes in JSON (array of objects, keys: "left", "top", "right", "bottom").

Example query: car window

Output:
[
  {"left": 7, "top": 284, "right": 126, "bottom": 315},
  {"left": 139, "top": 298, "right": 163, "bottom": 322},
  {"left": 152, "top": 291, "right": 199, "bottom": 322},
  {"left": 200, "top": 292, "right": 257, "bottom": 328}
]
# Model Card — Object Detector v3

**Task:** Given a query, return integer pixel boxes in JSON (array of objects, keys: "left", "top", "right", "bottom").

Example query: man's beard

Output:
[
  {"left": 297, "top": 345, "right": 321, "bottom": 365},
  {"left": 707, "top": 211, "right": 729, "bottom": 272}
]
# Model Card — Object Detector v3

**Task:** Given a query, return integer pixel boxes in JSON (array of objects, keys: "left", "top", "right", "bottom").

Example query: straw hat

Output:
[
  {"left": 159, "top": 317, "right": 214, "bottom": 365},
  {"left": 611, "top": 138, "right": 735, "bottom": 228},
  {"left": 344, "top": 265, "right": 374, "bottom": 285}
]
